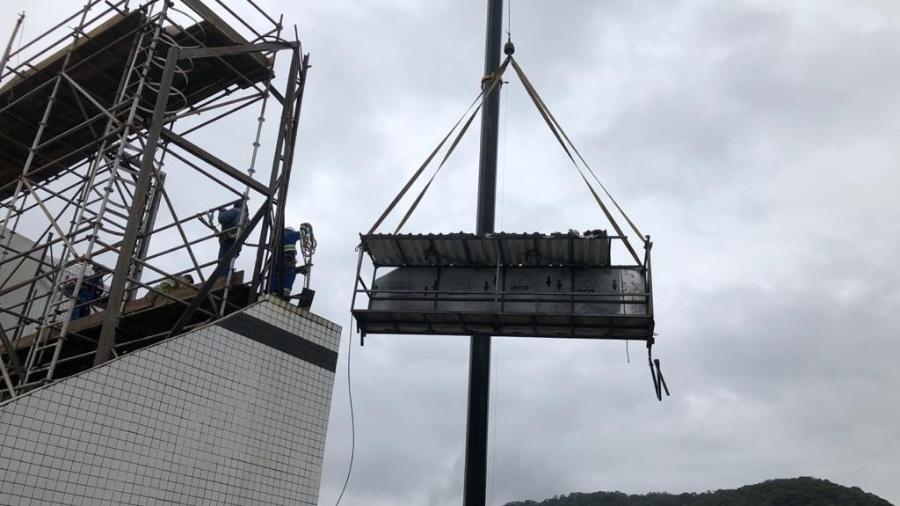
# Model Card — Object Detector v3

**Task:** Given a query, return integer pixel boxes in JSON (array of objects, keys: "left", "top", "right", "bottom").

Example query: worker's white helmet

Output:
[{"left": 286, "top": 226, "right": 297, "bottom": 232}]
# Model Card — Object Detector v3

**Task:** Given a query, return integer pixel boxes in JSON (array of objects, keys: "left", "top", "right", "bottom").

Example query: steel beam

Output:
[
  {"left": 272, "top": 52, "right": 308, "bottom": 293},
  {"left": 257, "top": 48, "right": 301, "bottom": 296},
  {"left": 178, "top": 41, "right": 297, "bottom": 60},
  {"left": 126, "top": 172, "right": 164, "bottom": 300},
  {"left": 159, "top": 128, "right": 269, "bottom": 195},
  {"left": 464, "top": 1, "right": 504, "bottom": 505}
]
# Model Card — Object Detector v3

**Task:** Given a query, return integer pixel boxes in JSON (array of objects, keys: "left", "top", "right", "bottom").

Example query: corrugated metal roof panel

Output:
[
  {"left": 397, "top": 236, "right": 431, "bottom": 265},
  {"left": 361, "top": 232, "right": 613, "bottom": 267},
  {"left": 432, "top": 237, "right": 468, "bottom": 265},
  {"left": 364, "top": 235, "right": 402, "bottom": 265},
  {"left": 465, "top": 236, "right": 498, "bottom": 265}
]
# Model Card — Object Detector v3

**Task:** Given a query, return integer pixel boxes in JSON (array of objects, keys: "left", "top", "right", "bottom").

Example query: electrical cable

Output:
[
  {"left": 299, "top": 222, "right": 317, "bottom": 263},
  {"left": 334, "top": 312, "right": 356, "bottom": 506},
  {"left": 335, "top": 247, "right": 365, "bottom": 506},
  {"left": 328, "top": 56, "right": 509, "bottom": 503}
]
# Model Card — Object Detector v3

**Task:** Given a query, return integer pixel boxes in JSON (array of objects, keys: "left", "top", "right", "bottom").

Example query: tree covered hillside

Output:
[{"left": 505, "top": 477, "right": 893, "bottom": 506}]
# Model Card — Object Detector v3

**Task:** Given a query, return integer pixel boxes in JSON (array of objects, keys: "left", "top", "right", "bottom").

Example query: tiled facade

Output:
[{"left": 0, "top": 297, "right": 341, "bottom": 506}]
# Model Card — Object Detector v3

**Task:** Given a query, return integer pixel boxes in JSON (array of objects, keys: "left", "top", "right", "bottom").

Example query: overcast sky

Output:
[{"left": 4, "top": 0, "right": 900, "bottom": 505}]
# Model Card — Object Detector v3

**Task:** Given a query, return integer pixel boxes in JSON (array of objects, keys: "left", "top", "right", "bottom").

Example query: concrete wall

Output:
[
  {"left": 0, "top": 297, "right": 341, "bottom": 505},
  {"left": 0, "top": 227, "right": 56, "bottom": 338}
]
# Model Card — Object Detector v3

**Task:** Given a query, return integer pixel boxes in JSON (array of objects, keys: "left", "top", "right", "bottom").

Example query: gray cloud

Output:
[{"left": 4, "top": 0, "right": 898, "bottom": 504}]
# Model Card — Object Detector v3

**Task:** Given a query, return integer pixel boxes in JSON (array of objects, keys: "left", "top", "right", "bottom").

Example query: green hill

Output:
[{"left": 504, "top": 477, "right": 893, "bottom": 506}]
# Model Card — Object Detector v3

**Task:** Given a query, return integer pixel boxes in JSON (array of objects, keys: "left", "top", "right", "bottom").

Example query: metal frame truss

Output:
[{"left": 0, "top": 0, "right": 309, "bottom": 400}]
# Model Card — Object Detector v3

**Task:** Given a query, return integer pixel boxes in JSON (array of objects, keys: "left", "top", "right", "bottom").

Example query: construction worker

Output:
[
  {"left": 216, "top": 202, "right": 243, "bottom": 277},
  {"left": 64, "top": 268, "right": 106, "bottom": 320},
  {"left": 279, "top": 226, "right": 302, "bottom": 298}
]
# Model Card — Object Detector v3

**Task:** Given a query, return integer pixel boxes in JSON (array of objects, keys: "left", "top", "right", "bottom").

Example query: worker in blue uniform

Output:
[
  {"left": 64, "top": 268, "right": 106, "bottom": 320},
  {"left": 279, "top": 226, "right": 301, "bottom": 298},
  {"left": 216, "top": 203, "right": 243, "bottom": 277}
]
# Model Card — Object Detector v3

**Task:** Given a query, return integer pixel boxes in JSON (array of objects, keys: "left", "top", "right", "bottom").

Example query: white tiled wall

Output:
[{"left": 0, "top": 297, "right": 341, "bottom": 506}]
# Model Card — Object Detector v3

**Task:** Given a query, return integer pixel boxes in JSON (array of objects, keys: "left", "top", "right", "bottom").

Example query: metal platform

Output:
[
  {"left": 353, "top": 310, "right": 653, "bottom": 340},
  {"left": 0, "top": 8, "right": 271, "bottom": 198},
  {"left": 5, "top": 272, "right": 250, "bottom": 387},
  {"left": 352, "top": 232, "right": 654, "bottom": 341}
]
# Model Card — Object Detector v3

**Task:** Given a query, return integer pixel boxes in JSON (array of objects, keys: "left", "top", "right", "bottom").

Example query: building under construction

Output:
[{"left": 0, "top": 1, "right": 340, "bottom": 504}]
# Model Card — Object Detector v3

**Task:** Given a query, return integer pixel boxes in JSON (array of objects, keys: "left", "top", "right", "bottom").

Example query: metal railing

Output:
[{"left": 351, "top": 235, "right": 654, "bottom": 318}]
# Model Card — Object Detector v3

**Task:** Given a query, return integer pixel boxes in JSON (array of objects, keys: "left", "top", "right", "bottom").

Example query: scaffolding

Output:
[{"left": 0, "top": 0, "right": 310, "bottom": 401}]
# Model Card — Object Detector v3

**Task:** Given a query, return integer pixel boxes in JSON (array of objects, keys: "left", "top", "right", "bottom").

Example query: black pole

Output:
[{"left": 464, "top": 1, "right": 503, "bottom": 504}]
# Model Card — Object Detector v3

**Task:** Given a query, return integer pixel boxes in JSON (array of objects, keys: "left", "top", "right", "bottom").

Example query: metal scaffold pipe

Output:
[{"left": 0, "top": 13, "right": 25, "bottom": 84}]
